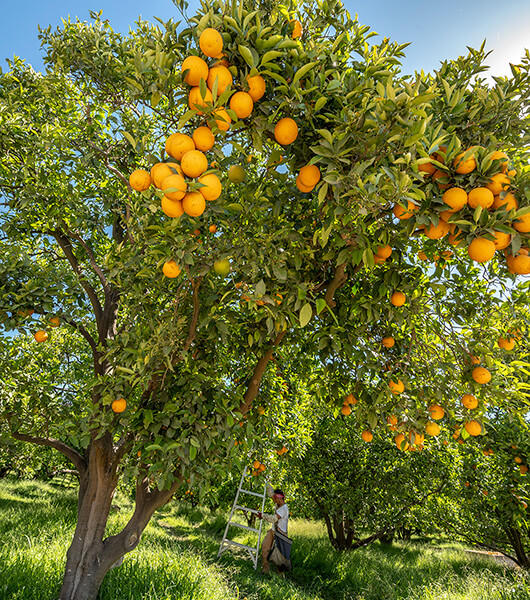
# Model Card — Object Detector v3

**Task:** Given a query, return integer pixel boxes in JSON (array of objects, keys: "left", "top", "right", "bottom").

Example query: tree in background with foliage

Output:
[{"left": 1, "top": 0, "right": 530, "bottom": 597}]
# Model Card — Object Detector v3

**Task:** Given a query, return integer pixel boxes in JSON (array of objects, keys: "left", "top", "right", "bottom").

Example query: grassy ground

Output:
[{"left": 0, "top": 477, "right": 529, "bottom": 600}]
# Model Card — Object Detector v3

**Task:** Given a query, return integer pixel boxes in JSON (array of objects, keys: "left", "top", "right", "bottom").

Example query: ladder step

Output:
[
  {"left": 228, "top": 522, "right": 260, "bottom": 533},
  {"left": 240, "top": 489, "right": 264, "bottom": 497},
  {"left": 221, "top": 539, "right": 258, "bottom": 553},
  {"left": 234, "top": 505, "right": 260, "bottom": 515}
]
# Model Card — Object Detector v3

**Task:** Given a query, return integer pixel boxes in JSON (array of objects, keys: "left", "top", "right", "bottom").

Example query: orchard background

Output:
[{"left": 1, "top": 0, "right": 530, "bottom": 598}]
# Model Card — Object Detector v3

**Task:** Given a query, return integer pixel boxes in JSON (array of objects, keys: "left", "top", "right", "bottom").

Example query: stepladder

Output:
[{"left": 217, "top": 466, "right": 268, "bottom": 569}]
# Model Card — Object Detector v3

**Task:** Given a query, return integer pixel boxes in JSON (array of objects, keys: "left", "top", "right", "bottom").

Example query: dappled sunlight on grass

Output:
[{"left": 1, "top": 478, "right": 529, "bottom": 599}]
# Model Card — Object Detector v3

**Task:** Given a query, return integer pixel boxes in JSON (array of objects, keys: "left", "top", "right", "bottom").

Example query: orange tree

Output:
[{"left": 1, "top": 0, "right": 530, "bottom": 597}]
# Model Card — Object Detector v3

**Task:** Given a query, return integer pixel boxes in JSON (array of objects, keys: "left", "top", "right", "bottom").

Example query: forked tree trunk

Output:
[{"left": 58, "top": 435, "right": 182, "bottom": 600}]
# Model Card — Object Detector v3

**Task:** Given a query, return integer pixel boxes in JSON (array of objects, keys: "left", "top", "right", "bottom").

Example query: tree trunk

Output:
[
  {"left": 58, "top": 435, "right": 183, "bottom": 600},
  {"left": 58, "top": 437, "right": 120, "bottom": 600},
  {"left": 505, "top": 526, "right": 530, "bottom": 569}
]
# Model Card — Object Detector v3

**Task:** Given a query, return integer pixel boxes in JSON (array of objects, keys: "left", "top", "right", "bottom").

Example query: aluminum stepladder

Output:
[{"left": 217, "top": 465, "right": 268, "bottom": 569}]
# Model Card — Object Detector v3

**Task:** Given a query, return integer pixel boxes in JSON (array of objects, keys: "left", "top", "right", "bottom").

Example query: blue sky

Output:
[{"left": 1, "top": 0, "right": 530, "bottom": 76}]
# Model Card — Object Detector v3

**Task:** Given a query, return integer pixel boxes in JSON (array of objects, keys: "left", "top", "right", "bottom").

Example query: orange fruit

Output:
[
  {"left": 165, "top": 133, "right": 195, "bottom": 160},
  {"left": 274, "top": 117, "right": 298, "bottom": 145},
  {"left": 291, "top": 19, "right": 302, "bottom": 39},
  {"left": 382, "top": 336, "right": 395, "bottom": 348},
  {"left": 453, "top": 148, "right": 476, "bottom": 174},
  {"left": 442, "top": 187, "right": 467, "bottom": 212},
  {"left": 181, "top": 150, "right": 208, "bottom": 178},
  {"left": 211, "top": 108, "right": 232, "bottom": 132},
  {"left": 432, "top": 146, "right": 447, "bottom": 164},
  {"left": 492, "top": 192, "right": 518, "bottom": 212},
  {"left": 492, "top": 231, "right": 511, "bottom": 250},
  {"left": 207, "top": 65, "right": 233, "bottom": 95},
  {"left": 161, "top": 197, "right": 184, "bottom": 218},
  {"left": 375, "top": 245, "right": 392, "bottom": 259},
  {"left": 418, "top": 159, "right": 436, "bottom": 176},
  {"left": 344, "top": 393, "right": 357, "bottom": 405},
  {"left": 252, "top": 460, "right": 261, "bottom": 470},
  {"left": 425, "top": 421, "right": 440, "bottom": 436},
  {"left": 229, "top": 91, "right": 254, "bottom": 119},
  {"left": 361, "top": 430, "right": 373, "bottom": 443},
  {"left": 467, "top": 237, "right": 496, "bottom": 262},
  {"left": 409, "top": 431, "right": 425, "bottom": 446},
  {"left": 491, "top": 150, "right": 509, "bottom": 172},
  {"left": 390, "top": 291, "right": 406, "bottom": 306},
  {"left": 461, "top": 394, "right": 478, "bottom": 409},
  {"left": 188, "top": 86, "right": 213, "bottom": 114},
  {"left": 515, "top": 456, "right": 523, "bottom": 464},
  {"left": 432, "top": 169, "right": 451, "bottom": 189},
  {"left": 428, "top": 404, "right": 445, "bottom": 420},
  {"left": 387, "top": 415, "right": 398, "bottom": 426},
  {"left": 34, "top": 330, "right": 48, "bottom": 343},
  {"left": 151, "top": 163, "right": 179, "bottom": 189},
  {"left": 392, "top": 201, "right": 418, "bottom": 219},
  {"left": 425, "top": 220, "right": 450, "bottom": 239},
  {"left": 389, "top": 379, "right": 404, "bottom": 394},
  {"left": 514, "top": 213, "right": 530, "bottom": 233},
  {"left": 198, "top": 173, "right": 222, "bottom": 201},
  {"left": 417, "top": 251, "right": 428, "bottom": 260},
  {"left": 395, "top": 433, "right": 409, "bottom": 451},
  {"left": 181, "top": 55, "right": 209, "bottom": 86},
  {"left": 209, "top": 224, "right": 217, "bottom": 233},
  {"left": 464, "top": 420, "right": 482, "bottom": 437},
  {"left": 162, "top": 260, "right": 181, "bottom": 278},
  {"left": 341, "top": 404, "right": 352, "bottom": 416},
  {"left": 486, "top": 172, "right": 511, "bottom": 195},
  {"left": 472, "top": 366, "right": 491, "bottom": 384},
  {"left": 161, "top": 174, "right": 187, "bottom": 201},
  {"left": 247, "top": 74, "right": 266, "bottom": 101},
  {"left": 296, "top": 175, "right": 314, "bottom": 193},
  {"left": 199, "top": 28, "right": 223, "bottom": 57},
  {"left": 520, "top": 465, "right": 529, "bottom": 474},
  {"left": 299, "top": 164, "right": 321, "bottom": 188},
  {"left": 129, "top": 169, "right": 152, "bottom": 191},
  {"left": 111, "top": 398, "right": 127, "bottom": 413},
  {"left": 49, "top": 317, "right": 60, "bottom": 328},
  {"left": 467, "top": 187, "right": 494, "bottom": 210},
  {"left": 182, "top": 191, "right": 206, "bottom": 217},
  {"left": 192, "top": 126, "right": 215, "bottom": 152},
  {"left": 498, "top": 337, "right": 516, "bottom": 350},
  {"left": 511, "top": 253, "right": 530, "bottom": 275}
]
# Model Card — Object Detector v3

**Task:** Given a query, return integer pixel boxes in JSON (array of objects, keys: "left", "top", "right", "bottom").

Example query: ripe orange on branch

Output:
[
  {"left": 181, "top": 150, "right": 208, "bottom": 178},
  {"left": 361, "top": 430, "right": 373, "bottom": 443},
  {"left": 247, "top": 74, "right": 266, "bottom": 101},
  {"left": 182, "top": 191, "right": 206, "bottom": 217},
  {"left": 425, "top": 220, "right": 450, "bottom": 240},
  {"left": 472, "top": 366, "right": 491, "bottom": 384},
  {"left": 382, "top": 336, "right": 395, "bottom": 348},
  {"left": 161, "top": 174, "right": 187, "bottom": 201},
  {"left": 199, "top": 28, "right": 223, "bottom": 57},
  {"left": 453, "top": 148, "right": 476, "bottom": 174},
  {"left": 464, "top": 420, "right": 482, "bottom": 437},
  {"left": 111, "top": 398, "right": 127, "bottom": 413},
  {"left": 162, "top": 260, "right": 181, "bottom": 278},
  {"left": 492, "top": 192, "right": 517, "bottom": 212},
  {"left": 198, "top": 173, "right": 222, "bottom": 201},
  {"left": 442, "top": 187, "right": 467, "bottom": 212},
  {"left": 298, "top": 164, "right": 321, "bottom": 188},
  {"left": 390, "top": 291, "right": 406, "bottom": 307},
  {"left": 467, "top": 187, "right": 494, "bottom": 210},
  {"left": 486, "top": 172, "right": 511, "bottom": 195},
  {"left": 129, "top": 169, "right": 152, "bottom": 191},
  {"left": 461, "top": 394, "right": 478, "bottom": 409},
  {"left": 151, "top": 163, "right": 181, "bottom": 189},
  {"left": 207, "top": 65, "right": 233, "bottom": 95},
  {"left": 428, "top": 404, "right": 445, "bottom": 420},
  {"left": 274, "top": 118, "right": 298, "bottom": 145},
  {"left": 165, "top": 133, "right": 195, "bottom": 160},
  {"left": 467, "top": 237, "right": 496, "bottom": 263},
  {"left": 192, "top": 126, "right": 215, "bottom": 152},
  {"left": 181, "top": 55, "right": 209, "bottom": 86},
  {"left": 188, "top": 86, "right": 213, "bottom": 114},
  {"left": 161, "top": 197, "right": 184, "bottom": 218},
  {"left": 425, "top": 421, "right": 440, "bottom": 436},
  {"left": 211, "top": 108, "right": 232, "bottom": 132},
  {"left": 341, "top": 404, "right": 352, "bottom": 416},
  {"left": 229, "top": 91, "right": 254, "bottom": 119},
  {"left": 498, "top": 337, "right": 516, "bottom": 350},
  {"left": 514, "top": 212, "right": 530, "bottom": 233},
  {"left": 389, "top": 379, "right": 404, "bottom": 394},
  {"left": 392, "top": 201, "right": 418, "bottom": 220},
  {"left": 34, "top": 330, "right": 48, "bottom": 343}
]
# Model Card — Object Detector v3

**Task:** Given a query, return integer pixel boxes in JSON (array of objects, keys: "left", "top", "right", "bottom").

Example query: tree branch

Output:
[
  {"left": 239, "top": 330, "right": 287, "bottom": 415},
  {"left": 182, "top": 278, "right": 202, "bottom": 355},
  {"left": 67, "top": 229, "right": 111, "bottom": 295},
  {"left": 10, "top": 430, "right": 86, "bottom": 474},
  {"left": 51, "top": 230, "right": 104, "bottom": 330}
]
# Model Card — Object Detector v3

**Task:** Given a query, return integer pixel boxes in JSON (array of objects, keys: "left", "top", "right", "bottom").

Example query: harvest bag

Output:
[{"left": 268, "top": 529, "right": 293, "bottom": 572}]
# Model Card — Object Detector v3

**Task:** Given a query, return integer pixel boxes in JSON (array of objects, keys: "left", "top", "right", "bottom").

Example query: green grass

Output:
[{"left": 0, "top": 477, "right": 529, "bottom": 599}]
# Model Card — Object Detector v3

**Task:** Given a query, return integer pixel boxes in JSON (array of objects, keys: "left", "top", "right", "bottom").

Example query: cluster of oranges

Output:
[
  {"left": 394, "top": 146, "right": 529, "bottom": 272},
  {"left": 32, "top": 316, "right": 61, "bottom": 344},
  {"left": 251, "top": 459, "right": 266, "bottom": 476}
]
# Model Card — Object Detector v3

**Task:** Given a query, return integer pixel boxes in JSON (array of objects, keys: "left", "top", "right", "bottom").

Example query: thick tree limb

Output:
[
  {"left": 239, "top": 330, "right": 287, "bottom": 415},
  {"left": 182, "top": 278, "right": 202, "bottom": 355},
  {"left": 10, "top": 430, "right": 86, "bottom": 474},
  {"left": 52, "top": 230, "right": 104, "bottom": 329},
  {"left": 324, "top": 262, "right": 348, "bottom": 308},
  {"left": 67, "top": 230, "right": 111, "bottom": 296}
]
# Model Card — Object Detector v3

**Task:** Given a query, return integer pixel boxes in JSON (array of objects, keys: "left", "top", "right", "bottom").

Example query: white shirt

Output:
[{"left": 263, "top": 502, "right": 289, "bottom": 534}]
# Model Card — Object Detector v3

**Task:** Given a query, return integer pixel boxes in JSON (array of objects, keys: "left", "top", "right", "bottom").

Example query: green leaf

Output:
[
  {"left": 256, "top": 279, "right": 266, "bottom": 296},
  {"left": 189, "top": 444, "right": 198, "bottom": 460},
  {"left": 239, "top": 44, "right": 255, "bottom": 68},
  {"left": 261, "top": 50, "right": 284, "bottom": 64},
  {"left": 314, "top": 97, "right": 327, "bottom": 112},
  {"left": 300, "top": 303, "right": 312, "bottom": 327},
  {"left": 293, "top": 61, "right": 318, "bottom": 85},
  {"left": 122, "top": 131, "right": 136, "bottom": 149},
  {"left": 316, "top": 298, "right": 327, "bottom": 315}
]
